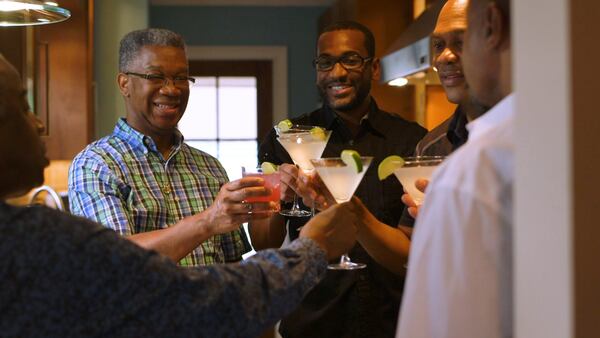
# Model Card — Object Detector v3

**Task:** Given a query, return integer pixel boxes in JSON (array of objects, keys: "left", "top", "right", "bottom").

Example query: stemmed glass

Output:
[
  {"left": 275, "top": 124, "right": 331, "bottom": 217},
  {"left": 392, "top": 156, "right": 445, "bottom": 205},
  {"left": 310, "top": 156, "right": 373, "bottom": 270}
]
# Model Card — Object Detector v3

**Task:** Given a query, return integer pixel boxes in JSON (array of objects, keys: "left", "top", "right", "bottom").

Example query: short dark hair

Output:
[
  {"left": 495, "top": 0, "right": 510, "bottom": 19},
  {"left": 476, "top": 0, "right": 510, "bottom": 23},
  {"left": 320, "top": 21, "right": 376, "bottom": 57},
  {"left": 118, "top": 28, "right": 186, "bottom": 72}
]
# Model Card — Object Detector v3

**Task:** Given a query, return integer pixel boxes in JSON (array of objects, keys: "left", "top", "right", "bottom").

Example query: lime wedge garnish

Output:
[
  {"left": 277, "top": 119, "right": 293, "bottom": 132},
  {"left": 310, "top": 127, "right": 326, "bottom": 141},
  {"left": 341, "top": 150, "right": 362, "bottom": 173},
  {"left": 260, "top": 161, "right": 279, "bottom": 174},
  {"left": 378, "top": 155, "right": 404, "bottom": 180}
]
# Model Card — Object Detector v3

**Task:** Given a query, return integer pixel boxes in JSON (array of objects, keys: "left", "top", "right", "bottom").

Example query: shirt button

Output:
[
  {"left": 349, "top": 140, "right": 354, "bottom": 146},
  {"left": 163, "top": 185, "right": 171, "bottom": 194}
]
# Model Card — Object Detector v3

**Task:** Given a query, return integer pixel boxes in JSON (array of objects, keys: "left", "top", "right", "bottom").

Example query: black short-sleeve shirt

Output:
[{"left": 258, "top": 99, "right": 427, "bottom": 338}]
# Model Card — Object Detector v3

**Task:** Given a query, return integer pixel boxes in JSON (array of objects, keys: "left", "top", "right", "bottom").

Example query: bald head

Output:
[
  {"left": 467, "top": 0, "right": 510, "bottom": 33},
  {"left": 0, "top": 55, "right": 26, "bottom": 127},
  {"left": 432, "top": 0, "right": 469, "bottom": 104},
  {"left": 462, "top": 0, "right": 512, "bottom": 110},
  {"left": 435, "top": 0, "right": 468, "bottom": 34},
  {"left": 0, "top": 55, "right": 48, "bottom": 199}
]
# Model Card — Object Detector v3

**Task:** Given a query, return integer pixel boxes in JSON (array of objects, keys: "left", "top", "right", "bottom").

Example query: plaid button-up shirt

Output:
[{"left": 69, "top": 118, "right": 251, "bottom": 266}]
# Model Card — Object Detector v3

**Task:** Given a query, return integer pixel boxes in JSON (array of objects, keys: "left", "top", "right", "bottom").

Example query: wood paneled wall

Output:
[
  {"left": 0, "top": 0, "right": 94, "bottom": 161},
  {"left": 1, "top": 1, "right": 94, "bottom": 205},
  {"left": 39, "top": 0, "right": 94, "bottom": 160}
]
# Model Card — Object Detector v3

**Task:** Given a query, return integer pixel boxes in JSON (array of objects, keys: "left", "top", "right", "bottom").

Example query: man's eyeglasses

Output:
[
  {"left": 125, "top": 72, "right": 196, "bottom": 88},
  {"left": 312, "top": 54, "right": 373, "bottom": 72}
]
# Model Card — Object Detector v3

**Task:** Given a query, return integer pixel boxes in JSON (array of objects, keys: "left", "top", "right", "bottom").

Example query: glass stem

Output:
[
  {"left": 291, "top": 194, "right": 302, "bottom": 211},
  {"left": 340, "top": 254, "right": 351, "bottom": 265}
]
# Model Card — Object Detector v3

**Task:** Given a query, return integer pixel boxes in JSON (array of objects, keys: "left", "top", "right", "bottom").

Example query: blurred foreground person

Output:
[
  {"left": 0, "top": 54, "right": 359, "bottom": 337},
  {"left": 397, "top": 0, "right": 514, "bottom": 337}
]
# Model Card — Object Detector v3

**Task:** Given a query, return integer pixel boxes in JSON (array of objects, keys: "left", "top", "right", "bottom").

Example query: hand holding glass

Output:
[
  {"left": 275, "top": 125, "right": 331, "bottom": 217},
  {"left": 310, "top": 156, "right": 373, "bottom": 270},
  {"left": 393, "top": 156, "right": 445, "bottom": 206},
  {"left": 241, "top": 167, "right": 281, "bottom": 214}
]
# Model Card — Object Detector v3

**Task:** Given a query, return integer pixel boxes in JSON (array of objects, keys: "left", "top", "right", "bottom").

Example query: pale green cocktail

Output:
[
  {"left": 276, "top": 124, "right": 331, "bottom": 217},
  {"left": 393, "top": 156, "right": 444, "bottom": 205},
  {"left": 311, "top": 156, "right": 373, "bottom": 270}
]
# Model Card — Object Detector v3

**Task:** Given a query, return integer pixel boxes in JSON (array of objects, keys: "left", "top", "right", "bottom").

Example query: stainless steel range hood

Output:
[{"left": 380, "top": 0, "right": 446, "bottom": 84}]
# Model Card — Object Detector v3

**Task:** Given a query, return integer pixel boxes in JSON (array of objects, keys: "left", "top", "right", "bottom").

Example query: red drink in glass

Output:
[{"left": 242, "top": 168, "right": 281, "bottom": 213}]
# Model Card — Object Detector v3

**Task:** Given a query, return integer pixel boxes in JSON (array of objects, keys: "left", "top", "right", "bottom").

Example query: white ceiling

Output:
[{"left": 150, "top": 0, "right": 335, "bottom": 6}]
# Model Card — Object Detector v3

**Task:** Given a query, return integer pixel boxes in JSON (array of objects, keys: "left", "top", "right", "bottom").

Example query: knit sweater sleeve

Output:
[{"left": 0, "top": 204, "right": 326, "bottom": 338}]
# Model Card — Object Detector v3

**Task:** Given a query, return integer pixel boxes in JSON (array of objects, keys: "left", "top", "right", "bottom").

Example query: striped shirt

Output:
[{"left": 68, "top": 118, "right": 250, "bottom": 266}]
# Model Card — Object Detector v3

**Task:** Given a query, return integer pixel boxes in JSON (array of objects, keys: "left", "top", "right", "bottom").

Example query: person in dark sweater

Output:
[{"left": 0, "top": 54, "right": 359, "bottom": 337}]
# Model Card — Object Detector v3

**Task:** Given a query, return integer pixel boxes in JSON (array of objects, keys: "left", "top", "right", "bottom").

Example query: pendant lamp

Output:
[{"left": 0, "top": 0, "right": 70, "bottom": 26}]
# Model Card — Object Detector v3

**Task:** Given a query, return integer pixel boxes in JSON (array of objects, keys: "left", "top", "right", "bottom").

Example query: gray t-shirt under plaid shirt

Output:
[
  {"left": 69, "top": 118, "right": 250, "bottom": 266},
  {"left": 0, "top": 203, "right": 326, "bottom": 337}
]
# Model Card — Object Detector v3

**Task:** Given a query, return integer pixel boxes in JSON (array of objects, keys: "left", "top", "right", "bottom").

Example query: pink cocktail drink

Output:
[{"left": 242, "top": 169, "right": 281, "bottom": 213}]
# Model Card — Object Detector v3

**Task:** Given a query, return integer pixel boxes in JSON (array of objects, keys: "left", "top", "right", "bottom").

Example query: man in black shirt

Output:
[
  {"left": 415, "top": 0, "right": 472, "bottom": 157},
  {"left": 400, "top": 0, "right": 488, "bottom": 227},
  {"left": 252, "top": 21, "right": 426, "bottom": 338}
]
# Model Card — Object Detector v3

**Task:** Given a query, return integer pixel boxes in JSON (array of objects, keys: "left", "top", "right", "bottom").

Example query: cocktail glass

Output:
[
  {"left": 241, "top": 167, "right": 281, "bottom": 214},
  {"left": 393, "top": 156, "right": 445, "bottom": 205},
  {"left": 310, "top": 156, "right": 373, "bottom": 270},
  {"left": 275, "top": 124, "right": 331, "bottom": 217}
]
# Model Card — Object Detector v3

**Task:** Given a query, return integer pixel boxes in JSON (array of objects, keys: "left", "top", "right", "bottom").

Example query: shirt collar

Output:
[
  {"left": 321, "top": 98, "right": 386, "bottom": 136},
  {"left": 466, "top": 93, "right": 515, "bottom": 141},
  {"left": 113, "top": 118, "right": 184, "bottom": 155}
]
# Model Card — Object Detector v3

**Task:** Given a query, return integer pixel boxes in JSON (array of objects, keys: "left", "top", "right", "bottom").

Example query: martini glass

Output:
[
  {"left": 310, "top": 156, "right": 373, "bottom": 270},
  {"left": 393, "top": 156, "right": 445, "bottom": 205},
  {"left": 275, "top": 124, "right": 331, "bottom": 217}
]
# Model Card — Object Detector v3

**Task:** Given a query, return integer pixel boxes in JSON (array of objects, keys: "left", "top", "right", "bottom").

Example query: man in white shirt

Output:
[{"left": 396, "top": 0, "right": 514, "bottom": 337}]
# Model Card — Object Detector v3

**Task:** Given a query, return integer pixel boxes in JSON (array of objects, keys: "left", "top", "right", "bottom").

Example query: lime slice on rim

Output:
[
  {"left": 341, "top": 150, "right": 363, "bottom": 173},
  {"left": 378, "top": 155, "right": 405, "bottom": 180},
  {"left": 260, "top": 161, "right": 279, "bottom": 174},
  {"left": 310, "top": 127, "right": 326, "bottom": 141},
  {"left": 277, "top": 119, "right": 293, "bottom": 132}
]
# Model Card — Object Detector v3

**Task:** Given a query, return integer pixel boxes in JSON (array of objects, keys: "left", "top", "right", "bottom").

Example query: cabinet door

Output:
[
  {"left": 37, "top": 0, "right": 94, "bottom": 160},
  {"left": 0, "top": 0, "right": 94, "bottom": 160}
]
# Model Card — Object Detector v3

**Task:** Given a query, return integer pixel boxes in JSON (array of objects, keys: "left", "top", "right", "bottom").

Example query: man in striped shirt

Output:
[{"left": 69, "top": 28, "right": 276, "bottom": 266}]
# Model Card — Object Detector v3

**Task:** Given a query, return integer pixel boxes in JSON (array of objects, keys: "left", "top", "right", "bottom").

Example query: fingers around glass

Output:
[{"left": 241, "top": 166, "right": 281, "bottom": 215}]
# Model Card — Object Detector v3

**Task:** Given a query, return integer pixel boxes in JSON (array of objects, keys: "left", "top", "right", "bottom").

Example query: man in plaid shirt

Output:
[{"left": 69, "top": 28, "right": 276, "bottom": 266}]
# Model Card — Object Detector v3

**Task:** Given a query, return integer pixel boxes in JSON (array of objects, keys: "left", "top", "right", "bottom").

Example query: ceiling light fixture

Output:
[
  {"left": 0, "top": 0, "right": 70, "bottom": 27},
  {"left": 388, "top": 77, "right": 409, "bottom": 87}
]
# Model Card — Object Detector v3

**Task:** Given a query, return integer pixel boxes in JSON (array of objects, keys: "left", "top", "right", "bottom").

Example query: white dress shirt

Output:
[{"left": 396, "top": 94, "right": 515, "bottom": 338}]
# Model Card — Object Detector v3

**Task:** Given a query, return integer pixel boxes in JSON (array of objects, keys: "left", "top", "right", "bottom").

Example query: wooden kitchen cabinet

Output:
[{"left": 0, "top": 0, "right": 94, "bottom": 160}]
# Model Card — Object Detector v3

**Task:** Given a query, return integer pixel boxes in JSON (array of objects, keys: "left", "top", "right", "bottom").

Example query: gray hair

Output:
[{"left": 118, "top": 28, "right": 186, "bottom": 72}]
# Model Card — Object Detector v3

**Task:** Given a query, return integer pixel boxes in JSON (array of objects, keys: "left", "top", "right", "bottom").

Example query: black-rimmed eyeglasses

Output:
[
  {"left": 312, "top": 54, "right": 373, "bottom": 72},
  {"left": 125, "top": 72, "right": 196, "bottom": 88}
]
